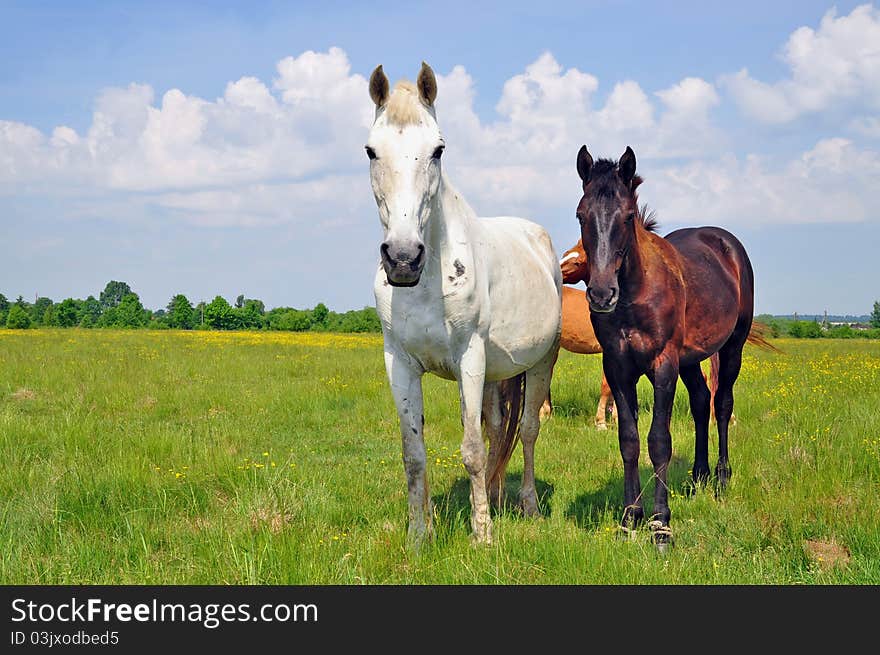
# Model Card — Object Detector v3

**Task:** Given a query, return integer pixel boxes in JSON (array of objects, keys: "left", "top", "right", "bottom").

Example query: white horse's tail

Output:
[{"left": 486, "top": 372, "right": 527, "bottom": 501}]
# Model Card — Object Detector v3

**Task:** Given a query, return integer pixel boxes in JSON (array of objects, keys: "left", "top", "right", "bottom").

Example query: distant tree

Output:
[
  {"left": 29, "top": 297, "right": 53, "bottom": 326},
  {"left": 243, "top": 298, "right": 265, "bottom": 315},
  {"left": 235, "top": 298, "right": 266, "bottom": 329},
  {"left": 55, "top": 298, "right": 81, "bottom": 328},
  {"left": 79, "top": 296, "right": 102, "bottom": 327},
  {"left": 311, "top": 302, "right": 329, "bottom": 328},
  {"left": 166, "top": 294, "right": 195, "bottom": 329},
  {"left": 271, "top": 309, "right": 312, "bottom": 331},
  {"left": 42, "top": 304, "right": 56, "bottom": 327},
  {"left": 872, "top": 301, "right": 880, "bottom": 329},
  {"left": 114, "top": 293, "right": 148, "bottom": 328},
  {"left": 323, "top": 307, "right": 381, "bottom": 333},
  {"left": 5, "top": 304, "right": 31, "bottom": 329},
  {"left": 0, "top": 293, "right": 8, "bottom": 324},
  {"left": 193, "top": 301, "right": 207, "bottom": 328},
  {"left": 100, "top": 281, "right": 132, "bottom": 310},
  {"left": 235, "top": 294, "right": 245, "bottom": 309},
  {"left": 204, "top": 296, "right": 236, "bottom": 330},
  {"left": 789, "top": 320, "right": 822, "bottom": 338}
]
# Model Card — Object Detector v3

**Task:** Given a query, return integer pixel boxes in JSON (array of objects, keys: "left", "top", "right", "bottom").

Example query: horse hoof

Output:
[{"left": 648, "top": 520, "right": 673, "bottom": 551}]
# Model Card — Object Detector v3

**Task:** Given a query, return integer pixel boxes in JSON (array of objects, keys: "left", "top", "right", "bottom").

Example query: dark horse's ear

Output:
[
  {"left": 619, "top": 146, "right": 637, "bottom": 189},
  {"left": 577, "top": 145, "right": 593, "bottom": 185},
  {"left": 417, "top": 62, "right": 438, "bottom": 106},
  {"left": 369, "top": 65, "right": 390, "bottom": 107}
]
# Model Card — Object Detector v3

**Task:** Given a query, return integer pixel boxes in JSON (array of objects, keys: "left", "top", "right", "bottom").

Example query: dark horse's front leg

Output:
[
  {"left": 604, "top": 359, "right": 642, "bottom": 532},
  {"left": 646, "top": 350, "right": 679, "bottom": 550}
]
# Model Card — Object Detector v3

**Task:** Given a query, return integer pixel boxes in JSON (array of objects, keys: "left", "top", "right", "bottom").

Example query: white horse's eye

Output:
[
  {"left": 432, "top": 145, "right": 444, "bottom": 160},
  {"left": 365, "top": 146, "right": 377, "bottom": 160}
]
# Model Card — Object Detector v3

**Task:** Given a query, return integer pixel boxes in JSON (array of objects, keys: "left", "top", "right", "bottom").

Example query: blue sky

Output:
[{"left": 1, "top": 1, "right": 878, "bottom": 315}]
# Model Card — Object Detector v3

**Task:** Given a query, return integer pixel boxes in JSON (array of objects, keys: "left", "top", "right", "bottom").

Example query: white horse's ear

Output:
[
  {"left": 370, "top": 65, "right": 390, "bottom": 107},
  {"left": 417, "top": 62, "right": 437, "bottom": 106}
]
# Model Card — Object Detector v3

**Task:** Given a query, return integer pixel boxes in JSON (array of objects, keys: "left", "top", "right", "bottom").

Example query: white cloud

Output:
[
  {"left": 721, "top": 4, "right": 880, "bottom": 123},
  {"left": 650, "top": 138, "right": 880, "bottom": 226},
  {"left": 0, "top": 45, "right": 877, "bottom": 237}
]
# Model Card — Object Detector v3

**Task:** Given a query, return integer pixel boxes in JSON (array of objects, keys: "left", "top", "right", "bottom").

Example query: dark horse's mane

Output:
[{"left": 591, "top": 157, "right": 659, "bottom": 233}]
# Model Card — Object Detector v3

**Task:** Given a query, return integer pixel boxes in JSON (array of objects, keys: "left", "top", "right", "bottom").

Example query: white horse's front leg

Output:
[
  {"left": 384, "top": 347, "right": 431, "bottom": 550},
  {"left": 457, "top": 337, "right": 491, "bottom": 544}
]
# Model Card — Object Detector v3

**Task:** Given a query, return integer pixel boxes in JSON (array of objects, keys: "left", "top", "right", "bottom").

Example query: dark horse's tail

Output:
[
  {"left": 708, "top": 320, "right": 781, "bottom": 400},
  {"left": 746, "top": 320, "right": 782, "bottom": 354},
  {"left": 486, "top": 372, "right": 527, "bottom": 500}
]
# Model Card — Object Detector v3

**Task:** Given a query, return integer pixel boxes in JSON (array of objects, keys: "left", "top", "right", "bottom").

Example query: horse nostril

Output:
[
  {"left": 380, "top": 242, "right": 393, "bottom": 263},
  {"left": 413, "top": 243, "right": 425, "bottom": 265}
]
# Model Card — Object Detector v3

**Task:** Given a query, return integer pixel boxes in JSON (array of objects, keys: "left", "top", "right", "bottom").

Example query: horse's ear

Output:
[
  {"left": 577, "top": 145, "right": 593, "bottom": 184},
  {"left": 369, "top": 65, "right": 390, "bottom": 108},
  {"left": 417, "top": 61, "right": 438, "bottom": 106},
  {"left": 619, "top": 146, "right": 637, "bottom": 188}
]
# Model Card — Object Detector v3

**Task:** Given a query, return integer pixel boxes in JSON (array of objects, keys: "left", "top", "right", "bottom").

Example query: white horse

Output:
[{"left": 367, "top": 62, "right": 562, "bottom": 547}]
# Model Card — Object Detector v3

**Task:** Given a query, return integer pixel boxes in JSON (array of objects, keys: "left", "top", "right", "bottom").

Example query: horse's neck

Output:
[
  {"left": 620, "top": 226, "right": 650, "bottom": 301},
  {"left": 423, "top": 176, "right": 474, "bottom": 271}
]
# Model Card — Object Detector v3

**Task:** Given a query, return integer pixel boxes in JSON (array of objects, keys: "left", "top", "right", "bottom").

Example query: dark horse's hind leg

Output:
[
  {"left": 714, "top": 331, "right": 748, "bottom": 492},
  {"left": 680, "top": 363, "right": 712, "bottom": 488}
]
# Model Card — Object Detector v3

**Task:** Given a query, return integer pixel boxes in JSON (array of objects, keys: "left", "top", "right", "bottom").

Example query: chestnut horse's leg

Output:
[
  {"left": 605, "top": 363, "right": 642, "bottom": 532},
  {"left": 680, "top": 362, "right": 712, "bottom": 487},
  {"left": 714, "top": 336, "right": 746, "bottom": 493},
  {"left": 595, "top": 373, "right": 614, "bottom": 430},
  {"left": 645, "top": 351, "right": 679, "bottom": 549}
]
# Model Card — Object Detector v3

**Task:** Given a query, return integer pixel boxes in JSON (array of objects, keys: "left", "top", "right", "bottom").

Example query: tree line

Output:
[
  {"left": 757, "top": 303, "right": 880, "bottom": 340},
  {"left": 0, "top": 281, "right": 381, "bottom": 333}
]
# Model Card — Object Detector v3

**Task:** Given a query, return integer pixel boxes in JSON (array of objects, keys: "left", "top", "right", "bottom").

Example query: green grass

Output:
[{"left": 1, "top": 329, "right": 878, "bottom": 584}]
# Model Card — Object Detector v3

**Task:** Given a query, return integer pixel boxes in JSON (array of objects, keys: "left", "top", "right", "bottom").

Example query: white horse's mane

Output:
[{"left": 384, "top": 80, "right": 425, "bottom": 126}]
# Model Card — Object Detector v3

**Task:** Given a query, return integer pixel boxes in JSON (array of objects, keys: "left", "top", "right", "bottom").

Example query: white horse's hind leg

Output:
[
  {"left": 384, "top": 348, "right": 431, "bottom": 550},
  {"left": 519, "top": 346, "right": 557, "bottom": 516},
  {"left": 482, "top": 382, "right": 505, "bottom": 509},
  {"left": 458, "top": 339, "right": 492, "bottom": 544}
]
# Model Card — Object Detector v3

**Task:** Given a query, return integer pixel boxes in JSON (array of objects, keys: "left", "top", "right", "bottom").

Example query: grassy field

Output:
[{"left": 1, "top": 328, "right": 878, "bottom": 584}]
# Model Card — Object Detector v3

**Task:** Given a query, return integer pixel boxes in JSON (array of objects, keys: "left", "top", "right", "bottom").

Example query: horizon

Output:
[
  {"left": 0, "top": 284, "right": 873, "bottom": 321},
  {"left": 2, "top": 1, "right": 879, "bottom": 315}
]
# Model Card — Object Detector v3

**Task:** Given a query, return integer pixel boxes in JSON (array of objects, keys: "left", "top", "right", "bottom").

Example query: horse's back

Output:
[
  {"left": 477, "top": 216, "right": 562, "bottom": 380},
  {"left": 665, "top": 226, "right": 754, "bottom": 361}
]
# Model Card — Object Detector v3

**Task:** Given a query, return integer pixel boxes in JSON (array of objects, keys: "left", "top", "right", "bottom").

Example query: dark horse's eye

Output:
[
  {"left": 625, "top": 211, "right": 636, "bottom": 223},
  {"left": 365, "top": 146, "right": 377, "bottom": 160},
  {"left": 432, "top": 145, "right": 445, "bottom": 160}
]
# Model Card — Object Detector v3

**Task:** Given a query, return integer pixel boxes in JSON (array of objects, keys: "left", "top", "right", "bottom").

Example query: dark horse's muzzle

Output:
[
  {"left": 587, "top": 284, "right": 618, "bottom": 313},
  {"left": 381, "top": 240, "right": 426, "bottom": 287}
]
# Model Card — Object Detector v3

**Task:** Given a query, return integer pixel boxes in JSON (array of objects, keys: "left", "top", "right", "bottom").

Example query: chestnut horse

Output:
[
  {"left": 539, "top": 244, "right": 617, "bottom": 429},
  {"left": 575, "top": 145, "right": 756, "bottom": 550}
]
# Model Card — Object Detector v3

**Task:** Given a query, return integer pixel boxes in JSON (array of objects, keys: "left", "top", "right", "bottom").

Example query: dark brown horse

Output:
[{"left": 575, "top": 145, "right": 756, "bottom": 549}]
